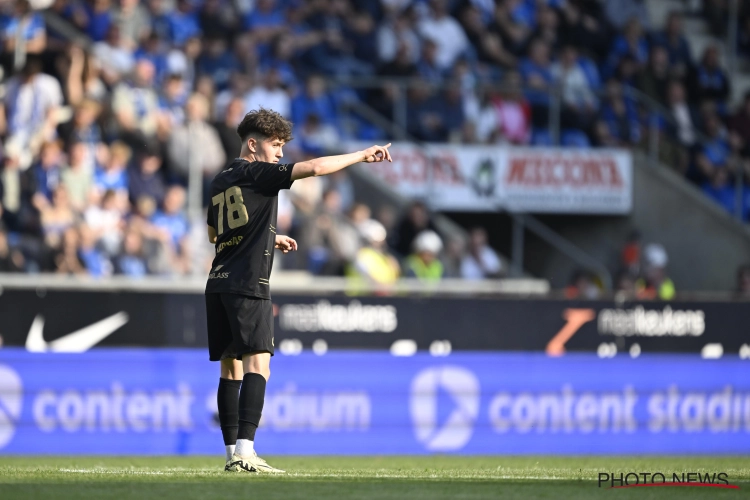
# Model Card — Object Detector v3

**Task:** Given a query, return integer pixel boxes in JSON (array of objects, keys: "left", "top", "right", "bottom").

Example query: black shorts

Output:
[{"left": 205, "top": 293, "right": 275, "bottom": 361}]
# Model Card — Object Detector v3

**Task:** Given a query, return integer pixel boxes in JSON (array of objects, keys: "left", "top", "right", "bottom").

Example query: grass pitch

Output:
[{"left": 1, "top": 456, "right": 748, "bottom": 500}]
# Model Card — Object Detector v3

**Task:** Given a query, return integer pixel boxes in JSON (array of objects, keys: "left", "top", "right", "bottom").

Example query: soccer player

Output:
[{"left": 205, "top": 108, "right": 391, "bottom": 473}]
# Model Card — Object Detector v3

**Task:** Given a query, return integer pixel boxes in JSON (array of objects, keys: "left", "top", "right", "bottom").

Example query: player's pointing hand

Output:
[{"left": 362, "top": 143, "right": 392, "bottom": 163}]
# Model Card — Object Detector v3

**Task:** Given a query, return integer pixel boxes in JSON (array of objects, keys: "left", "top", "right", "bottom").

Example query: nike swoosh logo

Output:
[{"left": 25, "top": 312, "right": 130, "bottom": 353}]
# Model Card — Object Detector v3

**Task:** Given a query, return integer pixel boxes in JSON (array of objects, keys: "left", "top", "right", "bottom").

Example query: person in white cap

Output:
[
  {"left": 404, "top": 229, "right": 444, "bottom": 281},
  {"left": 636, "top": 243, "right": 675, "bottom": 300}
]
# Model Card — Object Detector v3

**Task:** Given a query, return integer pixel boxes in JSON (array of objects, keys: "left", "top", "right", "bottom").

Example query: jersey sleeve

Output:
[
  {"left": 206, "top": 203, "right": 214, "bottom": 228},
  {"left": 250, "top": 162, "right": 295, "bottom": 193}
]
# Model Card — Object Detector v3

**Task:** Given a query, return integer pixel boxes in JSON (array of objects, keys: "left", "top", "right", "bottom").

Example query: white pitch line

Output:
[{"left": 56, "top": 468, "right": 573, "bottom": 480}]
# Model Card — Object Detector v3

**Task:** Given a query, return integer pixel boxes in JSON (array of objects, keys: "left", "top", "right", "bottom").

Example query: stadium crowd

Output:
[{"left": 0, "top": 0, "right": 748, "bottom": 281}]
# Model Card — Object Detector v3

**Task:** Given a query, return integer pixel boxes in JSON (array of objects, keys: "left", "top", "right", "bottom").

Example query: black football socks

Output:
[
  {"left": 217, "top": 378, "right": 242, "bottom": 446},
  {"left": 237, "top": 372, "right": 267, "bottom": 441}
]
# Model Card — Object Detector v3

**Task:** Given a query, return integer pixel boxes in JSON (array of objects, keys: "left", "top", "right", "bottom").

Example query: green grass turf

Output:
[{"left": 0, "top": 456, "right": 748, "bottom": 500}]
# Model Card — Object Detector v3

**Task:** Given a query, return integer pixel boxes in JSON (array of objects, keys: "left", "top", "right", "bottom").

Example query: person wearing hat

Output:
[
  {"left": 636, "top": 243, "right": 675, "bottom": 300},
  {"left": 347, "top": 219, "right": 400, "bottom": 291},
  {"left": 404, "top": 229, "right": 444, "bottom": 281}
]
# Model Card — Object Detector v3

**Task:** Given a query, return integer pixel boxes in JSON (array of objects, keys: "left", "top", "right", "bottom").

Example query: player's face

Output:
[{"left": 257, "top": 137, "right": 285, "bottom": 163}]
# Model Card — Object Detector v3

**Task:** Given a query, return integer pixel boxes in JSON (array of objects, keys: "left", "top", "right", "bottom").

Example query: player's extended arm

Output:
[
  {"left": 290, "top": 143, "right": 392, "bottom": 181},
  {"left": 207, "top": 225, "right": 217, "bottom": 244}
]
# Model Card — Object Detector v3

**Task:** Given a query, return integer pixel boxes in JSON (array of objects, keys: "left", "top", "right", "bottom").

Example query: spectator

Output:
[
  {"left": 564, "top": 269, "right": 602, "bottom": 299},
  {"left": 151, "top": 185, "right": 189, "bottom": 252},
  {"left": 460, "top": 227, "right": 504, "bottom": 279},
  {"left": 166, "top": 93, "right": 226, "bottom": 186},
  {"left": 291, "top": 75, "right": 338, "bottom": 128},
  {"left": 66, "top": 47, "right": 109, "bottom": 106},
  {"left": 597, "top": 79, "right": 641, "bottom": 146},
  {"left": 377, "top": 10, "right": 421, "bottom": 64},
  {"left": 58, "top": 99, "right": 104, "bottom": 174},
  {"left": 558, "top": 0, "right": 609, "bottom": 61},
  {"left": 244, "top": 69, "right": 291, "bottom": 119},
  {"left": 78, "top": 223, "right": 113, "bottom": 277},
  {"left": 1, "top": 0, "right": 46, "bottom": 71},
  {"left": 111, "top": 59, "right": 161, "bottom": 143},
  {"left": 605, "top": 18, "right": 648, "bottom": 78},
  {"left": 84, "top": 189, "right": 124, "bottom": 256},
  {"left": 636, "top": 45, "right": 672, "bottom": 106},
  {"left": 115, "top": 226, "right": 149, "bottom": 276},
  {"left": 3, "top": 56, "right": 63, "bottom": 164},
  {"left": 167, "top": 0, "right": 201, "bottom": 48},
  {"left": 113, "top": 0, "right": 152, "bottom": 48},
  {"left": 728, "top": 91, "right": 750, "bottom": 150},
  {"left": 32, "top": 141, "right": 64, "bottom": 204},
  {"left": 158, "top": 73, "right": 188, "bottom": 129},
  {"left": 519, "top": 38, "right": 554, "bottom": 124},
  {"left": 213, "top": 97, "right": 244, "bottom": 162},
  {"left": 129, "top": 147, "right": 166, "bottom": 207},
  {"left": 696, "top": 113, "right": 731, "bottom": 182},
  {"left": 636, "top": 243, "right": 675, "bottom": 300},
  {"left": 40, "top": 186, "right": 77, "bottom": 251},
  {"left": 416, "top": 39, "right": 444, "bottom": 83},
  {"left": 94, "top": 141, "right": 131, "bottom": 200},
  {"left": 61, "top": 141, "right": 94, "bottom": 212},
  {"left": 298, "top": 113, "right": 341, "bottom": 156},
  {"left": 650, "top": 11, "right": 692, "bottom": 78},
  {"left": 0, "top": 228, "right": 24, "bottom": 272},
  {"left": 619, "top": 230, "right": 642, "bottom": 278},
  {"left": 687, "top": 46, "right": 731, "bottom": 111},
  {"left": 702, "top": 167, "right": 736, "bottom": 216},
  {"left": 199, "top": 0, "right": 238, "bottom": 40},
  {"left": 304, "top": 189, "right": 360, "bottom": 275},
  {"left": 1, "top": 146, "right": 37, "bottom": 233},
  {"left": 494, "top": 71, "right": 533, "bottom": 145},
  {"left": 244, "top": 0, "right": 285, "bottom": 43},
  {"left": 417, "top": 0, "right": 469, "bottom": 71},
  {"left": 553, "top": 44, "right": 598, "bottom": 130},
  {"left": 92, "top": 25, "right": 136, "bottom": 80},
  {"left": 404, "top": 229, "right": 444, "bottom": 281},
  {"left": 197, "top": 36, "right": 240, "bottom": 92},
  {"left": 391, "top": 201, "right": 435, "bottom": 257},
  {"left": 54, "top": 226, "right": 86, "bottom": 275},
  {"left": 665, "top": 80, "right": 698, "bottom": 148},
  {"left": 348, "top": 219, "right": 400, "bottom": 286}
]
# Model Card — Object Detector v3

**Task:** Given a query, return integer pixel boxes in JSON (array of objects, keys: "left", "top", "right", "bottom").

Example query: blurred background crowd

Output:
[{"left": 1, "top": 0, "right": 750, "bottom": 294}]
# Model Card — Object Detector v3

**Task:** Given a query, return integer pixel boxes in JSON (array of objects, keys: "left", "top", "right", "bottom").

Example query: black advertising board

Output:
[{"left": 2, "top": 289, "right": 748, "bottom": 355}]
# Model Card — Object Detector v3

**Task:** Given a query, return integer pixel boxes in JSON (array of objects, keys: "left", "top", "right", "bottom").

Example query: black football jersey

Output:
[{"left": 205, "top": 158, "right": 294, "bottom": 298}]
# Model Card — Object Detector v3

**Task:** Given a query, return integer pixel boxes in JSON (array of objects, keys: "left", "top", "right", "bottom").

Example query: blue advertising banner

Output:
[{"left": 0, "top": 349, "right": 748, "bottom": 455}]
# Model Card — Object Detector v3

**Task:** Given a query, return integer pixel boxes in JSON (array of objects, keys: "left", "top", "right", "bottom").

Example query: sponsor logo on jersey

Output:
[{"left": 216, "top": 235, "right": 243, "bottom": 254}]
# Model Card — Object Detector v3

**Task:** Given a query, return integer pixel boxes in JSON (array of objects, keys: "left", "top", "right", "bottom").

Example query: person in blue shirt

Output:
[
  {"left": 687, "top": 45, "right": 731, "bottom": 112},
  {"left": 696, "top": 113, "right": 732, "bottom": 183},
  {"left": 84, "top": 0, "right": 114, "bottom": 42},
  {"left": 519, "top": 37, "right": 553, "bottom": 123},
  {"left": 650, "top": 11, "right": 692, "bottom": 77},
  {"left": 150, "top": 185, "right": 189, "bottom": 251},
  {"left": 197, "top": 36, "right": 240, "bottom": 92},
  {"left": 702, "top": 167, "right": 737, "bottom": 216},
  {"left": 2, "top": 0, "right": 46, "bottom": 55},
  {"left": 167, "top": 0, "right": 201, "bottom": 47},
  {"left": 605, "top": 18, "right": 648, "bottom": 79},
  {"left": 33, "top": 141, "right": 64, "bottom": 203},
  {"left": 94, "top": 141, "right": 131, "bottom": 196},
  {"left": 597, "top": 79, "right": 641, "bottom": 145},
  {"left": 291, "top": 75, "right": 339, "bottom": 129},
  {"left": 115, "top": 227, "right": 148, "bottom": 277}
]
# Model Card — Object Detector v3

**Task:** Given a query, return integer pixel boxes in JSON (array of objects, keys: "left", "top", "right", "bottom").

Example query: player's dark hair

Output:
[{"left": 236, "top": 108, "right": 293, "bottom": 143}]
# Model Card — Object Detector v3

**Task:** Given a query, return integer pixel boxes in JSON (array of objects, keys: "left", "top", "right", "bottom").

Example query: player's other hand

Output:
[
  {"left": 275, "top": 235, "right": 297, "bottom": 253},
  {"left": 362, "top": 143, "right": 392, "bottom": 163}
]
